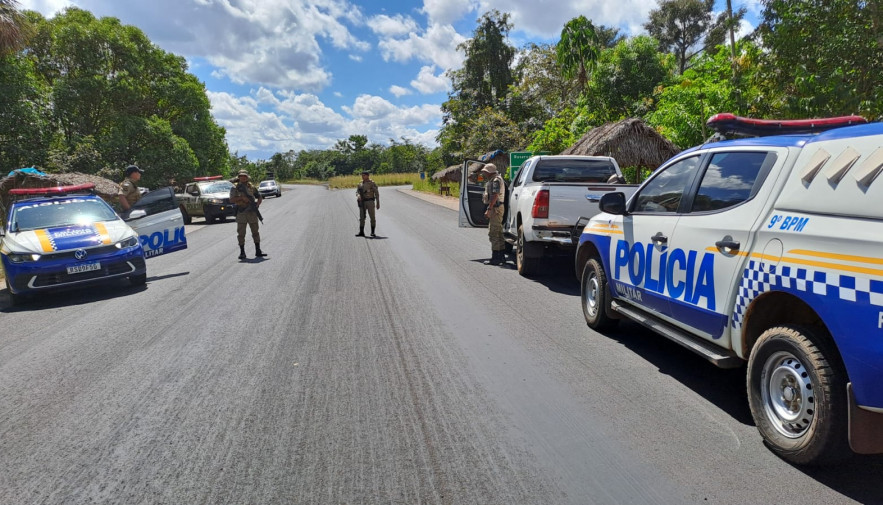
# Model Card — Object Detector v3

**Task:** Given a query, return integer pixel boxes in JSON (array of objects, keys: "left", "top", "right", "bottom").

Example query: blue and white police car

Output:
[
  {"left": 575, "top": 114, "right": 883, "bottom": 465},
  {"left": 1, "top": 183, "right": 187, "bottom": 305}
]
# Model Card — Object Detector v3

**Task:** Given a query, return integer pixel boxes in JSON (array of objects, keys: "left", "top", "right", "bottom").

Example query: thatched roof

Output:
[
  {"left": 0, "top": 171, "right": 121, "bottom": 219},
  {"left": 432, "top": 165, "right": 461, "bottom": 182},
  {"left": 560, "top": 118, "right": 680, "bottom": 170}
]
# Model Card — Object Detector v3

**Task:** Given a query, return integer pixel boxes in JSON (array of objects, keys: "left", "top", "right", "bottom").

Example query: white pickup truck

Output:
[
  {"left": 460, "top": 155, "right": 637, "bottom": 276},
  {"left": 577, "top": 113, "right": 883, "bottom": 465}
]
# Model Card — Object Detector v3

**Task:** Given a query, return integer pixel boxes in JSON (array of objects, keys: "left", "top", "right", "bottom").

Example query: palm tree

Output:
[
  {"left": 556, "top": 16, "right": 600, "bottom": 92},
  {"left": 0, "top": 0, "right": 28, "bottom": 55}
]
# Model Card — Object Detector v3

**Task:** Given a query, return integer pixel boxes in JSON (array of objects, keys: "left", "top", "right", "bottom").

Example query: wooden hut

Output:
[
  {"left": 561, "top": 118, "right": 680, "bottom": 181},
  {"left": 0, "top": 170, "right": 122, "bottom": 220}
]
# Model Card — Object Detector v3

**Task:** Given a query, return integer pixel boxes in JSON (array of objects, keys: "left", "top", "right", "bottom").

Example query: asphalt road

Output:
[{"left": 1, "top": 184, "right": 880, "bottom": 504}]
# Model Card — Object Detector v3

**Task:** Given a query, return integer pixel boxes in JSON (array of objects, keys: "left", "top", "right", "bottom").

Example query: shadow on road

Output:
[{"left": 1, "top": 280, "right": 147, "bottom": 312}]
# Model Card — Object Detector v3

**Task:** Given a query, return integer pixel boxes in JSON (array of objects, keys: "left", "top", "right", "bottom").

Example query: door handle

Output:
[
  {"left": 715, "top": 238, "right": 741, "bottom": 253},
  {"left": 651, "top": 232, "right": 667, "bottom": 244}
]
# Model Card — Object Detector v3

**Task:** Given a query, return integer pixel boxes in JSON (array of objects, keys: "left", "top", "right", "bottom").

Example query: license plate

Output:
[{"left": 67, "top": 262, "right": 100, "bottom": 274}]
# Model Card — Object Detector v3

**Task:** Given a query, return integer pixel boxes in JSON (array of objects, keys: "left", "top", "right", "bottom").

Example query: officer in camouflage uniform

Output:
[
  {"left": 356, "top": 170, "right": 380, "bottom": 237},
  {"left": 229, "top": 170, "right": 266, "bottom": 259},
  {"left": 117, "top": 165, "right": 143, "bottom": 214},
  {"left": 482, "top": 163, "right": 506, "bottom": 265}
]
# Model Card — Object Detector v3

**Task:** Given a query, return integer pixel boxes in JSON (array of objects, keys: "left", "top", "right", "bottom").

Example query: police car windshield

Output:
[
  {"left": 201, "top": 181, "right": 233, "bottom": 193},
  {"left": 11, "top": 199, "right": 119, "bottom": 232},
  {"left": 532, "top": 159, "right": 617, "bottom": 183}
]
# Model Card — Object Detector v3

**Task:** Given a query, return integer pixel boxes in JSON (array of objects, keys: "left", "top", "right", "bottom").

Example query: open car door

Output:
[
  {"left": 125, "top": 187, "right": 188, "bottom": 258},
  {"left": 459, "top": 159, "right": 491, "bottom": 227}
]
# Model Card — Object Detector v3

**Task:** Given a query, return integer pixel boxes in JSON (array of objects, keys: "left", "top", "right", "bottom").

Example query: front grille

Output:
[
  {"left": 40, "top": 244, "right": 122, "bottom": 261},
  {"left": 13, "top": 256, "right": 145, "bottom": 290}
]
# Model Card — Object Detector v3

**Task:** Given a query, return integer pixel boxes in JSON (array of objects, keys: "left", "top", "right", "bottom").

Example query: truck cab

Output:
[{"left": 176, "top": 176, "right": 236, "bottom": 224}]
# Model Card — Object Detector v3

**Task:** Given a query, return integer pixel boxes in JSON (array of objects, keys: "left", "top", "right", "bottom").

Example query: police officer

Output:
[
  {"left": 117, "top": 164, "right": 143, "bottom": 213},
  {"left": 481, "top": 163, "right": 506, "bottom": 265},
  {"left": 229, "top": 170, "right": 266, "bottom": 259},
  {"left": 356, "top": 170, "right": 380, "bottom": 237}
]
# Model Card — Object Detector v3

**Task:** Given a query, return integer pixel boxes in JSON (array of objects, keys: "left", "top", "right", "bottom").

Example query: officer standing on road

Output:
[
  {"left": 229, "top": 170, "right": 266, "bottom": 260},
  {"left": 356, "top": 170, "right": 380, "bottom": 237},
  {"left": 117, "top": 164, "right": 143, "bottom": 214},
  {"left": 482, "top": 163, "right": 506, "bottom": 265}
]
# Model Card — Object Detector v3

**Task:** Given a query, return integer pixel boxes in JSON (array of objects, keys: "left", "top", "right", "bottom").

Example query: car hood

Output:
[
  {"left": 1, "top": 220, "right": 134, "bottom": 254},
  {"left": 203, "top": 191, "right": 232, "bottom": 198}
]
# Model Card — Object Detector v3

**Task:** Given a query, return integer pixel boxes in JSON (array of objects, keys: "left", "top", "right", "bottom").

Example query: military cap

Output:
[
  {"left": 361, "top": 170, "right": 370, "bottom": 175},
  {"left": 125, "top": 165, "right": 144, "bottom": 175},
  {"left": 237, "top": 170, "right": 250, "bottom": 178},
  {"left": 480, "top": 163, "right": 498, "bottom": 174}
]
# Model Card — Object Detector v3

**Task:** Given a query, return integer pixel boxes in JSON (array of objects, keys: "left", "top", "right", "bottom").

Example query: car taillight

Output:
[{"left": 532, "top": 188, "right": 549, "bottom": 218}]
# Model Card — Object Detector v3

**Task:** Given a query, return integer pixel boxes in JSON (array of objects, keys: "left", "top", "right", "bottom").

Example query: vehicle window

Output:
[
  {"left": 690, "top": 152, "right": 777, "bottom": 212},
  {"left": 12, "top": 199, "right": 118, "bottom": 231},
  {"left": 633, "top": 156, "right": 701, "bottom": 213},
  {"left": 130, "top": 187, "right": 177, "bottom": 216},
  {"left": 513, "top": 161, "right": 531, "bottom": 187},
  {"left": 531, "top": 158, "right": 617, "bottom": 183},
  {"left": 203, "top": 181, "right": 233, "bottom": 193},
  {"left": 185, "top": 184, "right": 198, "bottom": 194}
]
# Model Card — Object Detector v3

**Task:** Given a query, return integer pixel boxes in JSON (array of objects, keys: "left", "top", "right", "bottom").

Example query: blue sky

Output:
[{"left": 20, "top": 0, "right": 762, "bottom": 161}]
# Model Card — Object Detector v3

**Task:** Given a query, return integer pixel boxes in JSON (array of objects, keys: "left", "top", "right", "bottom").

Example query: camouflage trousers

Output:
[
  {"left": 487, "top": 206, "right": 505, "bottom": 251},
  {"left": 236, "top": 210, "right": 261, "bottom": 246},
  {"left": 359, "top": 200, "right": 376, "bottom": 228}
]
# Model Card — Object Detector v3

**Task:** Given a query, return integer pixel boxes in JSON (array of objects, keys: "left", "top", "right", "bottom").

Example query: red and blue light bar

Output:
[
  {"left": 8, "top": 183, "right": 96, "bottom": 197},
  {"left": 192, "top": 175, "right": 224, "bottom": 181},
  {"left": 707, "top": 113, "right": 868, "bottom": 137}
]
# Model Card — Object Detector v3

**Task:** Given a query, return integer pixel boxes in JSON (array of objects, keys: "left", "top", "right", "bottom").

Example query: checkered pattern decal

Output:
[{"left": 732, "top": 259, "right": 883, "bottom": 329}]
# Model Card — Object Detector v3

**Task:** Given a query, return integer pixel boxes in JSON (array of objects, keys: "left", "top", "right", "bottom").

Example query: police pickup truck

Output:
[
  {"left": 576, "top": 114, "right": 883, "bottom": 464},
  {"left": 176, "top": 175, "right": 237, "bottom": 224},
  {"left": 460, "top": 155, "right": 637, "bottom": 276}
]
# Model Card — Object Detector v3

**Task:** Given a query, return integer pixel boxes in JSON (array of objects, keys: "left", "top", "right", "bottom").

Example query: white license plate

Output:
[{"left": 67, "top": 262, "right": 101, "bottom": 274}]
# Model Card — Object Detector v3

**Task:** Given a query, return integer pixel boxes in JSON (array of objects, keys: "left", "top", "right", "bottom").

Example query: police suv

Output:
[
  {"left": 575, "top": 114, "right": 883, "bottom": 465},
  {"left": 1, "top": 184, "right": 187, "bottom": 305}
]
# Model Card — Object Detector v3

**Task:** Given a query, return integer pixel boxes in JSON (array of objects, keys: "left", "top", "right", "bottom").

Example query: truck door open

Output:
[{"left": 459, "top": 159, "right": 490, "bottom": 227}]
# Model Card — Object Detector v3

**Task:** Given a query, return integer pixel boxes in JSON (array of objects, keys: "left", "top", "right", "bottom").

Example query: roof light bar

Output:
[
  {"left": 8, "top": 183, "right": 96, "bottom": 197},
  {"left": 707, "top": 113, "right": 868, "bottom": 137},
  {"left": 192, "top": 175, "right": 224, "bottom": 181}
]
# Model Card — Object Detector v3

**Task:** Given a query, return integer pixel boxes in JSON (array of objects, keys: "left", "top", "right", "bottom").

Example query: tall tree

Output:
[
  {"left": 644, "top": 0, "right": 715, "bottom": 74},
  {"left": 0, "top": 0, "right": 28, "bottom": 54},
  {"left": 508, "top": 43, "right": 580, "bottom": 134},
  {"left": 556, "top": 16, "right": 601, "bottom": 92},
  {"left": 756, "top": 0, "right": 883, "bottom": 119}
]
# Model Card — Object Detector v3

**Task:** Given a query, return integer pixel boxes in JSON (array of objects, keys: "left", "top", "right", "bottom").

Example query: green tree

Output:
[
  {"left": 508, "top": 43, "right": 580, "bottom": 137},
  {"left": 0, "top": 0, "right": 29, "bottom": 54},
  {"left": 0, "top": 53, "right": 50, "bottom": 169},
  {"left": 556, "top": 16, "right": 600, "bottom": 92},
  {"left": 644, "top": 0, "right": 715, "bottom": 74},
  {"left": 460, "top": 107, "right": 527, "bottom": 156},
  {"left": 755, "top": 0, "right": 883, "bottom": 119}
]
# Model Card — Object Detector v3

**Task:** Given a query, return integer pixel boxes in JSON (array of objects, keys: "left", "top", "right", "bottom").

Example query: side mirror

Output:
[
  {"left": 599, "top": 192, "right": 627, "bottom": 215},
  {"left": 126, "top": 209, "right": 147, "bottom": 221}
]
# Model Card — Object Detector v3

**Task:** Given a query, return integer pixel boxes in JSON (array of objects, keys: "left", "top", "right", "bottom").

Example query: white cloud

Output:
[
  {"left": 19, "top": 0, "right": 71, "bottom": 17},
  {"left": 420, "top": 0, "right": 472, "bottom": 25},
  {"left": 378, "top": 22, "right": 465, "bottom": 71},
  {"left": 389, "top": 85, "right": 412, "bottom": 97},
  {"left": 367, "top": 13, "right": 419, "bottom": 37},
  {"left": 411, "top": 65, "right": 448, "bottom": 94},
  {"left": 474, "top": 0, "right": 659, "bottom": 38}
]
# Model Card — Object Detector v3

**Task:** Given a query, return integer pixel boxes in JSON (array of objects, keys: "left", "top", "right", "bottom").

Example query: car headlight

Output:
[
  {"left": 115, "top": 235, "right": 139, "bottom": 249},
  {"left": 7, "top": 252, "right": 40, "bottom": 263},
  {"left": 207, "top": 198, "right": 223, "bottom": 204}
]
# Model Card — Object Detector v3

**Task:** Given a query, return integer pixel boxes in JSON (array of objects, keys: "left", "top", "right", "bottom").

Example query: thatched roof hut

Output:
[
  {"left": 432, "top": 165, "right": 461, "bottom": 182},
  {"left": 0, "top": 170, "right": 121, "bottom": 219},
  {"left": 561, "top": 118, "right": 680, "bottom": 170}
]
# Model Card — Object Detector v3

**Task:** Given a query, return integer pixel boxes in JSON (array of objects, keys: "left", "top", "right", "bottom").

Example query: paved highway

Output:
[{"left": 1, "top": 184, "right": 880, "bottom": 504}]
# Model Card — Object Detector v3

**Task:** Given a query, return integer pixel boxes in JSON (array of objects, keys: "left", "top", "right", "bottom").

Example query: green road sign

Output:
[{"left": 508, "top": 151, "right": 550, "bottom": 179}]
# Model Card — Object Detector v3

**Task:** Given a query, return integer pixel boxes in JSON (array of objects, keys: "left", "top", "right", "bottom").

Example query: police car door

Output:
[
  {"left": 666, "top": 149, "right": 782, "bottom": 347},
  {"left": 125, "top": 187, "right": 188, "bottom": 258},
  {"left": 611, "top": 155, "right": 703, "bottom": 317},
  {"left": 459, "top": 159, "right": 490, "bottom": 227}
]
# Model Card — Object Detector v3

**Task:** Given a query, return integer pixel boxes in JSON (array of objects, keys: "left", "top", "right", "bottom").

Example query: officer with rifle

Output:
[{"left": 230, "top": 170, "right": 266, "bottom": 259}]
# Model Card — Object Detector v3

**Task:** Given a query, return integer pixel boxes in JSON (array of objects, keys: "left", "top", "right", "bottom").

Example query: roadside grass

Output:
[
  {"left": 283, "top": 178, "right": 325, "bottom": 185},
  {"left": 327, "top": 173, "right": 420, "bottom": 189},
  {"left": 412, "top": 178, "right": 459, "bottom": 197}
]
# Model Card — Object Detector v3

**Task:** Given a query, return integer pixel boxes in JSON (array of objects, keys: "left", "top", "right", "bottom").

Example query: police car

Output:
[
  {"left": 575, "top": 114, "right": 883, "bottom": 465},
  {"left": 1, "top": 184, "right": 187, "bottom": 305}
]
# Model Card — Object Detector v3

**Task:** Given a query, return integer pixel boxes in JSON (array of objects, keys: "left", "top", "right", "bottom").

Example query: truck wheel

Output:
[
  {"left": 180, "top": 206, "right": 192, "bottom": 225},
  {"left": 747, "top": 325, "right": 850, "bottom": 465},
  {"left": 516, "top": 225, "right": 539, "bottom": 276},
  {"left": 581, "top": 258, "right": 617, "bottom": 330}
]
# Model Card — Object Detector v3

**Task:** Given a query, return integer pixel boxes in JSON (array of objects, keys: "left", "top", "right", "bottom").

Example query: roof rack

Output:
[
  {"left": 8, "top": 183, "right": 96, "bottom": 199},
  {"left": 707, "top": 113, "right": 868, "bottom": 138},
  {"left": 192, "top": 175, "right": 224, "bottom": 181}
]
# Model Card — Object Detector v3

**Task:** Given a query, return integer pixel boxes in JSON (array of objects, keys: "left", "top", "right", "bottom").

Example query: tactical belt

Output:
[{"left": 362, "top": 198, "right": 375, "bottom": 201}]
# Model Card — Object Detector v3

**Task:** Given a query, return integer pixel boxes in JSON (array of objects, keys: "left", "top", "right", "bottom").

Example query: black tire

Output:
[
  {"left": 180, "top": 206, "right": 192, "bottom": 225},
  {"left": 130, "top": 273, "right": 147, "bottom": 286},
  {"left": 747, "top": 325, "right": 850, "bottom": 465},
  {"left": 581, "top": 258, "right": 618, "bottom": 330},
  {"left": 217, "top": 214, "right": 226, "bottom": 223},
  {"left": 516, "top": 225, "right": 539, "bottom": 276}
]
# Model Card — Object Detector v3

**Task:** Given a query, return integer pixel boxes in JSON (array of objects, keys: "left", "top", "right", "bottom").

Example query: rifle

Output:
[{"left": 236, "top": 182, "right": 264, "bottom": 223}]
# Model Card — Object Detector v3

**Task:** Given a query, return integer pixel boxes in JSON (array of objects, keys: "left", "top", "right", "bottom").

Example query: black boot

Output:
[
  {"left": 255, "top": 244, "right": 267, "bottom": 257},
  {"left": 238, "top": 245, "right": 246, "bottom": 260},
  {"left": 371, "top": 226, "right": 376, "bottom": 237},
  {"left": 356, "top": 226, "right": 365, "bottom": 237},
  {"left": 489, "top": 250, "right": 503, "bottom": 265}
]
